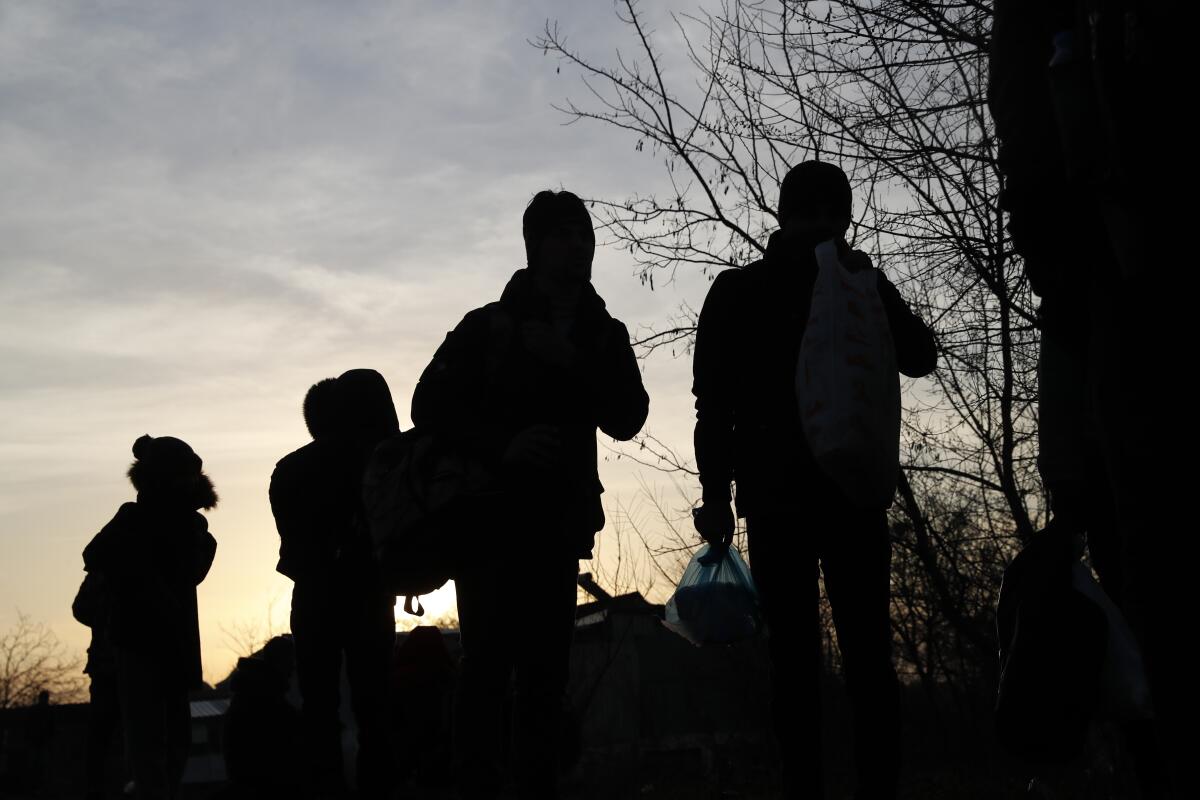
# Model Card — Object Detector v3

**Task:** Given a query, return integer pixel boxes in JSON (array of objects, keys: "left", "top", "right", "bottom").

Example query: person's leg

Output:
[
  {"left": 116, "top": 649, "right": 170, "bottom": 800},
  {"left": 342, "top": 570, "right": 397, "bottom": 800},
  {"left": 290, "top": 580, "right": 347, "bottom": 794},
  {"left": 821, "top": 509, "right": 900, "bottom": 800},
  {"left": 85, "top": 672, "right": 122, "bottom": 798},
  {"left": 163, "top": 683, "right": 191, "bottom": 800},
  {"left": 747, "top": 510, "right": 822, "bottom": 800},
  {"left": 454, "top": 562, "right": 515, "bottom": 799},
  {"left": 511, "top": 555, "right": 579, "bottom": 799}
]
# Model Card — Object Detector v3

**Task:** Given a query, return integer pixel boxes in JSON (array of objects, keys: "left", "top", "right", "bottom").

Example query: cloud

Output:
[{"left": 0, "top": 0, "right": 708, "bottom": 681}]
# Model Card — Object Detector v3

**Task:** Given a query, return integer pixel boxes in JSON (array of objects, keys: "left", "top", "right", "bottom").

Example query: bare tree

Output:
[
  {"left": 538, "top": 0, "right": 1035, "bottom": 707},
  {"left": 220, "top": 593, "right": 285, "bottom": 659},
  {"left": 0, "top": 612, "right": 86, "bottom": 708}
]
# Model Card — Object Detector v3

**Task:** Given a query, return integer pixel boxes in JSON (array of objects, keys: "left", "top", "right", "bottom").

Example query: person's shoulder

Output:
[
  {"left": 463, "top": 303, "right": 496, "bottom": 323},
  {"left": 273, "top": 441, "right": 320, "bottom": 473},
  {"left": 271, "top": 439, "right": 350, "bottom": 486},
  {"left": 82, "top": 502, "right": 141, "bottom": 567},
  {"left": 703, "top": 264, "right": 758, "bottom": 308},
  {"left": 714, "top": 263, "right": 755, "bottom": 286},
  {"left": 102, "top": 502, "right": 143, "bottom": 533},
  {"left": 870, "top": 263, "right": 903, "bottom": 296},
  {"left": 445, "top": 303, "right": 502, "bottom": 346},
  {"left": 113, "top": 501, "right": 140, "bottom": 522}
]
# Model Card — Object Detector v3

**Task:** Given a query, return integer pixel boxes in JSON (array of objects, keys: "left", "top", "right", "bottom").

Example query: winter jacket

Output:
[
  {"left": 271, "top": 368, "right": 398, "bottom": 583},
  {"left": 692, "top": 231, "right": 937, "bottom": 514},
  {"left": 411, "top": 268, "right": 649, "bottom": 557},
  {"left": 269, "top": 437, "right": 362, "bottom": 582},
  {"left": 82, "top": 500, "right": 217, "bottom": 689}
]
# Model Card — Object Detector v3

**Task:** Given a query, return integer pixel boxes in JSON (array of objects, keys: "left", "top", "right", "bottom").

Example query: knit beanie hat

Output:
[{"left": 131, "top": 434, "right": 202, "bottom": 475}]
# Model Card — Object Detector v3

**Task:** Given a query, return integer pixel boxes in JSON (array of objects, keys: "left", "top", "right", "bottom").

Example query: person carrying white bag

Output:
[{"left": 691, "top": 161, "right": 936, "bottom": 800}]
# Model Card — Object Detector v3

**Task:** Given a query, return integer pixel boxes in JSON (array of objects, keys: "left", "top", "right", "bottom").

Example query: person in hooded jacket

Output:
[
  {"left": 269, "top": 369, "right": 400, "bottom": 799},
  {"left": 411, "top": 189, "right": 649, "bottom": 799},
  {"left": 691, "top": 162, "right": 936, "bottom": 800},
  {"left": 81, "top": 435, "right": 218, "bottom": 800}
]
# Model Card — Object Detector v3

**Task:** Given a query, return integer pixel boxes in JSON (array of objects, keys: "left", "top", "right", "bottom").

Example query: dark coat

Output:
[
  {"left": 411, "top": 268, "right": 649, "bottom": 557},
  {"left": 692, "top": 232, "right": 937, "bottom": 514},
  {"left": 82, "top": 501, "right": 217, "bottom": 689},
  {"left": 271, "top": 368, "right": 398, "bottom": 585},
  {"left": 269, "top": 437, "right": 362, "bottom": 582}
]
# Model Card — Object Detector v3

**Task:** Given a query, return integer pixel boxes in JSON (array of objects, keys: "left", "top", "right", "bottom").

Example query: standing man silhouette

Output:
[
  {"left": 692, "top": 162, "right": 936, "bottom": 799},
  {"left": 412, "top": 190, "right": 649, "bottom": 799}
]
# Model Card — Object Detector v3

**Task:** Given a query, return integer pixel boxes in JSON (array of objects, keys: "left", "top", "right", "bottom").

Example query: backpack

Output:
[
  {"left": 362, "top": 429, "right": 496, "bottom": 615},
  {"left": 795, "top": 241, "right": 901, "bottom": 509},
  {"left": 362, "top": 307, "right": 513, "bottom": 615}
]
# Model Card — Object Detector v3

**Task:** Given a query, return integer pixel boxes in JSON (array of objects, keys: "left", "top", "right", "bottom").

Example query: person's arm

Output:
[
  {"left": 268, "top": 459, "right": 330, "bottom": 582},
  {"left": 692, "top": 270, "right": 740, "bottom": 508},
  {"left": 876, "top": 271, "right": 937, "bottom": 378},
  {"left": 582, "top": 319, "right": 649, "bottom": 442}
]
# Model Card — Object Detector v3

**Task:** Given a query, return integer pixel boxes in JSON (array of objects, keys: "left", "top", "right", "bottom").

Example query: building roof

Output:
[{"left": 189, "top": 698, "right": 230, "bottom": 719}]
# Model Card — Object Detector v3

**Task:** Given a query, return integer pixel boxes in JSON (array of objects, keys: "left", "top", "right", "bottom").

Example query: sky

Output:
[{"left": 0, "top": 1, "right": 717, "bottom": 683}]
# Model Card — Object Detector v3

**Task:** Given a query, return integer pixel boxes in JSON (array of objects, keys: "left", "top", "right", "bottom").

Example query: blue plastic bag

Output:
[{"left": 663, "top": 544, "right": 761, "bottom": 646}]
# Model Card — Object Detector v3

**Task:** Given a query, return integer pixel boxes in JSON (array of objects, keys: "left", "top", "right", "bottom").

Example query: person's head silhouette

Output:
[
  {"left": 777, "top": 161, "right": 853, "bottom": 249},
  {"left": 127, "top": 434, "right": 218, "bottom": 510},
  {"left": 302, "top": 378, "right": 340, "bottom": 441},
  {"left": 337, "top": 368, "right": 399, "bottom": 453},
  {"left": 522, "top": 190, "right": 595, "bottom": 297}
]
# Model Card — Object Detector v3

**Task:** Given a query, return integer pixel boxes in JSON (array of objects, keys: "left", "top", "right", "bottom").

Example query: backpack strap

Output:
[{"left": 403, "top": 594, "right": 425, "bottom": 617}]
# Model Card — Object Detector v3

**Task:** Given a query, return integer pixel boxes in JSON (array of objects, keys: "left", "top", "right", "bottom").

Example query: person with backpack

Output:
[
  {"left": 269, "top": 369, "right": 400, "bottom": 799},
  {"left": 691, "top": 162, "right": 936, "bottom": 799},
  {"left": 410, "top": 189, "right": 649, "bottom": 799},
  {"left": 81, "top": 435, "right": 219, "bottom": 800}
]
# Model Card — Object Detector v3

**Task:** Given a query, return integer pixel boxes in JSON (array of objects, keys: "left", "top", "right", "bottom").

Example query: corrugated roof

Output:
[{"left": 190, "top": 698, "right": 230, "bottom": 719}]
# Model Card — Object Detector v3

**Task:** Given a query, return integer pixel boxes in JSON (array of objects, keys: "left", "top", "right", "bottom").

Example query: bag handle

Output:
[{"left": 403, "top": 594, "right": 425, "bottom": 617}]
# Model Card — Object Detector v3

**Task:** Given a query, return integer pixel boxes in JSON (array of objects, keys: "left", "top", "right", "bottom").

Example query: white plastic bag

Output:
[
  {"left": 1071, "top": 563, "right": 1154, "bottom": 721},
  {"left": 663, "top": 544, "right": 761, "bottom": 646},
  {"left": 796, "top": 240, "right": 900, "bottom": 509}
]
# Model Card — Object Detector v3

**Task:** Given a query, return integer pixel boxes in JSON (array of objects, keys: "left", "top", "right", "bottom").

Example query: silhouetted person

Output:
[
  {"left": 269, "top": 370, "right": 399, "bottom": 799},
  {"left": 411, "top": 189, "right": 649, "bottom": 799},
  {"left": 223, "top": 636, "right": 304, "bottom": 799},
  {"left": 390, "top": 626, "right": 455, "bottom": 793},
  {"left": 692, "top": 162, "right": 936, "bottom": 800},
  {"left": 82, "top": 435, "right": 219, "bottom": 800},
  {"left": 73, "top": 570, "right": 125, "bottom": 800},
  {"left": 989, "top": 3, "right": 1178, "bottom": 795}
]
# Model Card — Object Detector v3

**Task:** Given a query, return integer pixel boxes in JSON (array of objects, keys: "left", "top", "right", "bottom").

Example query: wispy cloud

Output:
[{"left": 1, "top": 0, "right": 707, "bottom": 681}]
